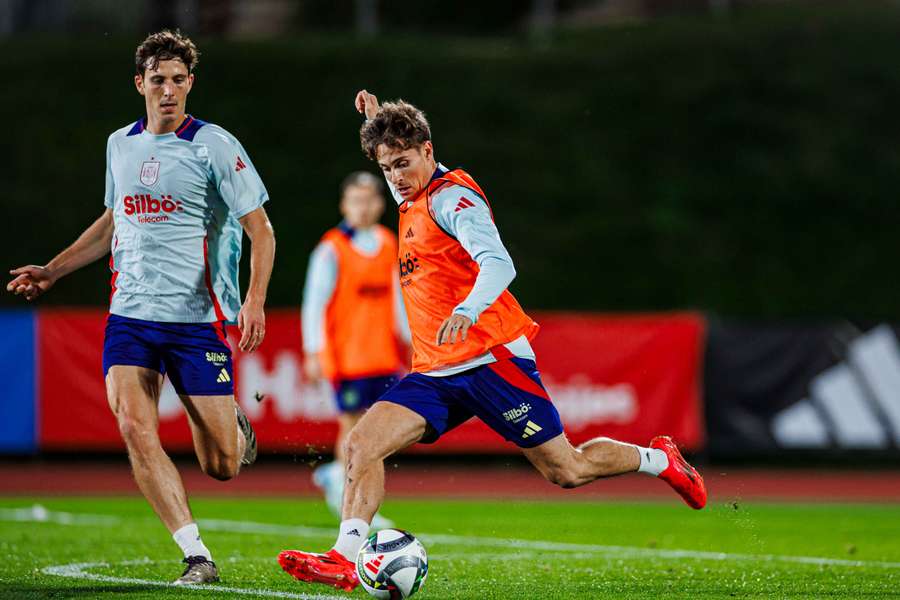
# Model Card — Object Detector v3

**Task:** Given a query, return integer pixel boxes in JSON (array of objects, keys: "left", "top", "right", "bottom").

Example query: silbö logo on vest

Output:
[{"left": 399, "top": 252, "right": 420, "bottom": 286}]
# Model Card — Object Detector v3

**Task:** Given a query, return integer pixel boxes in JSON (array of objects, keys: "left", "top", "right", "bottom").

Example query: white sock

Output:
[
  {"left": 332, "top": 518, "right": 369, "bottom": 560},
  {"left": 173, "top": 523, "right": 212, "bottom": 560},
  {"left": 635, "top": 446, "right": 669, "bottom": 476}
]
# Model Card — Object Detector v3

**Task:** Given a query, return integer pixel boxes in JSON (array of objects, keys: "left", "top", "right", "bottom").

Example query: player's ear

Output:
[
  {"left": 422, "top": 141, "right": 434, "bottom": 161},
  {"left": 134, "top": 74, "right": 145, "bottom": 96},
  {"left": 186, "top": 73, "right": 194, "bottom": 93}
]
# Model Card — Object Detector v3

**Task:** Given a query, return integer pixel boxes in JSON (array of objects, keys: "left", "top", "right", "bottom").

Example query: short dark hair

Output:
[
  {"left": 360, "top": 100, "right": 432, "bottom": 161},
  {"left": 340, "top": 171, "right": 385, "bottom": 197},
  {"left": 135, "top": 29, "right": 199, "bottom": 76}
]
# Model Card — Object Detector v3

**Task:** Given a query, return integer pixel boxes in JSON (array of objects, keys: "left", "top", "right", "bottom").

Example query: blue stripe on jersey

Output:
[
  {"left": 126, "top": 119, "right": 143, "bottom": 136},
  {"left": 125, "top": 115, "right": 207, "bottom": 141},
  {"left": 175, "top": 115, "right": 207, "bottom": 141}
]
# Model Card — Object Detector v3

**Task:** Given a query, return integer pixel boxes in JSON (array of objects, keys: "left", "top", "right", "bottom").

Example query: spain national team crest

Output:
[{"left": 140, "top": 161, "right": 160, "bottom": 186}]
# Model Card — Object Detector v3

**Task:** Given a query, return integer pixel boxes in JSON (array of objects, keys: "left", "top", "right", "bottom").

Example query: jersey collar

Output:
[{"left": 126, "top": 114, "right": 205, "bottom": 141}]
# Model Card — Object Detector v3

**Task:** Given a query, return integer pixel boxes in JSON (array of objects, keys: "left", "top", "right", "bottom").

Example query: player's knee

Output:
[
  {"left": 544, "top": 465, "right": 581, "bottom": 489},
  {"left": 344, "top": 428, "right": 375, "bottom": 468},
  {"left": 200, "top": 451, "right": 239, "bottom": 481},
  {"left": 116, "top": 411, "right": 156, "bottom": 454}
]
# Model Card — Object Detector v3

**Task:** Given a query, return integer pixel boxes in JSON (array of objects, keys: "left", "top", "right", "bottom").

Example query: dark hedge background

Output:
[{"left": 2, "top": 2, "right": 898, "bottom": 318}]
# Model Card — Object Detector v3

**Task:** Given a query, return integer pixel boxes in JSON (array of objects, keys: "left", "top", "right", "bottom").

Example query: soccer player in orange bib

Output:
[
  {"left": 278, "top": 91, "right": 707, "bottom": 592},
  {"left": 302, "top": 172, "right": 409, "bottom": 528}
]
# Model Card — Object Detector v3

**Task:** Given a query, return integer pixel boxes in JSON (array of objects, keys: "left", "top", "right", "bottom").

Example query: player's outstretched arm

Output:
[
  {"left": 237, "top": 206, "right": 275, "bottom": 353},
  {"left": 6, "top": 208, "right": 114, "bottom": 301}
]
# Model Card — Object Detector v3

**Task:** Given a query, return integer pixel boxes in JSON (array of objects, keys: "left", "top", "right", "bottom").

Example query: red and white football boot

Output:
[
  {"left": 650, "top": 435, "right": 707, "bottom": 509},
  {"left": 277, "top": 548, "right": 359, "bottom": 592}
]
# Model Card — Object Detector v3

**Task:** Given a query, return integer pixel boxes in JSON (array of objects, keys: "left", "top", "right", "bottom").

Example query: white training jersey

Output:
[{"left": 104, "top": 115, "right": 268, "bottom": 323}]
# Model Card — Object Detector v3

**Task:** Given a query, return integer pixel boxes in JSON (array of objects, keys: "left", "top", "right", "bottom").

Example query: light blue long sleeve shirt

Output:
[{"left": 301, "top": 223, "right": 410, "bottom": 354}]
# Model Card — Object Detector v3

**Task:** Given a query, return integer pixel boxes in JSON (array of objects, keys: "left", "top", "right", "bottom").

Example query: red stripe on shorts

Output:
[
  {"left": 212, "top": 321, "right": 231, "bottom": 350},
  {"left": 487, "top": 347, "right": 550, "bottom": 401}
]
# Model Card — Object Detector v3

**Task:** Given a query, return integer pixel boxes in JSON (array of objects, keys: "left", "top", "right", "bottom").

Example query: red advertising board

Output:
[{"left": 38, "top": 309, "right": 705, "bottom": 453}]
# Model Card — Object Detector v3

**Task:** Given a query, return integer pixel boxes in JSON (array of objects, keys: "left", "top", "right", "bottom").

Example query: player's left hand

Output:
[
  {"left": 436, "top": 313, "right": 473, "bottom": 346},
  {"left": 355, "top": 90, "right": 380, "bottom": 120},
  {"left": 238, "top": 299, "right": 266, "bottom": 353}
]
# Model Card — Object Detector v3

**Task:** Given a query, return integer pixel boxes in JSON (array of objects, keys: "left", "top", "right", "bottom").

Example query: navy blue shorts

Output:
[
  {"left": 380, "top": 355, "right": 563, "bottom": 448},
  {"left": 103, "top": 314, "right": 234, "bottom": 396},
  {"left": 334, "top": 375, "right": 399, "bottom": 413}
]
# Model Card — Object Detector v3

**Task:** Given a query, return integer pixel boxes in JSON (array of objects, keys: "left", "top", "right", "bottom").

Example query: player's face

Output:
[
  {"left": 134, "top": 59, "right": 194, "bottom": 129},
  {"left": 376, "top": 142, "right": 436, "bottom": 201},
  {"left": 340, "top": 184, "right": 385, "bottom": 229}
]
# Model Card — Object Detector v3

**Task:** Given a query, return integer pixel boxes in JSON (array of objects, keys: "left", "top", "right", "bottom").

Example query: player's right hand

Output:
[
  {"left": 6, "top": 265, "right": 55, "bottom": 301},
  {"left": 355, "top": 90, "right": 380, "bottom": 120}
]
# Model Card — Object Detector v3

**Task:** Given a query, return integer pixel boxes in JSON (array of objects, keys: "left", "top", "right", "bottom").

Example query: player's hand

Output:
[
  {"left": 355, "top": 90, "right": 380, "bottom": 120},
  {"left": 303, "top": 353, "right": 324, "bottom": 383},
  {"left": 6, "top": 265, "right": 55, "bottom": 301},
  {"left": 238, "top": 298, "right": 266, "bottom": 353},
  {"left": 436, "top": 313, "right": 473, "bottom": 346}
]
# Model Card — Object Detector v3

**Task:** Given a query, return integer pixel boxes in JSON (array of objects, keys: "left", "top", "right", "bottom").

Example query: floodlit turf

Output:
[{"left": 1, "top": 496, "right": 899, "bottom": 599}]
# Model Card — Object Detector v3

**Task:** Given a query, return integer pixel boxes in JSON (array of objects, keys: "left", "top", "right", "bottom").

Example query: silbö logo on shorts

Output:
[
  {"left": 206, "top": 352, "right": 228, "bottom": 366},
  {"left": 503, "top": 403, "right": 532, "bottom": 422}
]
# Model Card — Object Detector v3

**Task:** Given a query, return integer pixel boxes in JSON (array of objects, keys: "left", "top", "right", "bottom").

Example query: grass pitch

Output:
[{"left": 1, "top": 496, "right": 898, "bottom": 599}]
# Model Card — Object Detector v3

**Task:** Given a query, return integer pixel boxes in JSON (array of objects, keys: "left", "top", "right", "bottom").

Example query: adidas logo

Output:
[
  {"left": 235, "top": 156, "right": 247, "bottom": 172},
  {"left": 217, "top": 368, "right": 231, "bottom": 383},
  {"left": 521, "top": 420, "right": 543, "bottom": 439},
  {"left": 405, "top": 227, "right": 414, "bottom": 239},
  {"left": 454, "top": 197, "right": 476, "bottom": 212},
  {"left": 364, "top": 554, "right": 385, "bottom": 574},
  {"left": 347, "top": 528, "right": 360, "bottom": 537}
]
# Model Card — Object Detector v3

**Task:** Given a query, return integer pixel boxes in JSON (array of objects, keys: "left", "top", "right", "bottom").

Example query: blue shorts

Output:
[
  {"left": 380, "top": 355, "right": 563, "bottom": 448},
  {"left": 334, "top": 375, "right": 399, "bottom": 413},
  {"left": 103, "top": 314, "right": 234, "bottom": 396}
]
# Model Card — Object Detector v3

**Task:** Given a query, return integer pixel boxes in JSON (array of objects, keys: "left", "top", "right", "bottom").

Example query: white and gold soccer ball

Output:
[{"left": 356, "top": 529, "right": 428, "bottom": 599}]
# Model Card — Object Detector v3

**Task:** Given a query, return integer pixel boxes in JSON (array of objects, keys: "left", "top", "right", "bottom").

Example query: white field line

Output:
[
  {"left": 5, "top": 505, "right": 900, "bottom": 571},
  {"left": 41, "top": 559, "right": 345, "bottom": 600}
]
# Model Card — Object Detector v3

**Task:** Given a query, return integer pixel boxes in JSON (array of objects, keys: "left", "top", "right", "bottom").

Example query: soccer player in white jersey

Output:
[
  {"left": 276, "top": 91, "right": 706, "bottom": 592},
  {"left": 6, "top": 30, "right": 275, "bottom": 585}
]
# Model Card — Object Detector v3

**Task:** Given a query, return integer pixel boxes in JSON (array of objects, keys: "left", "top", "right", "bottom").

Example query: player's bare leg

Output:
[
  {"left": 523, "top": 433, "right": 639, "bottom": 487},
  {"left": 335, "top": 412, "right": 361, "bottom": 462},
  {"left": 523, "top": 432, "right": 707, "bottom": 508},
  {"left": 106, "top": 366, "right": 193, "bottom": 532},
  {"left": 106, "top": 367, "right": 228, "bottom": 584},
  {"left": 181, "top": 394, "right": 246, "bottom": 481},
  {"left": 314, "top": 410, "right": 394, "bottom": 528},
  {"left": 342, "top": 402, "right": 426, "bottom": 522},
  {"left": 279, "top": 401, "right": 426, "bottom": 591},
  {"left": 313, "top": 412, "right": 360, "bottom": 515}
]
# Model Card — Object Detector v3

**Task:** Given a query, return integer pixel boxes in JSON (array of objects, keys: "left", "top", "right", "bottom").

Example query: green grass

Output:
[{"left": 1, "top": 497, "right": 899, "bottom": 599}]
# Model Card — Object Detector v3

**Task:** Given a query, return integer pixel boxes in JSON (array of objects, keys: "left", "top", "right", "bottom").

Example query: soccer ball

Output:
[{"left": 356, "top": 528, "right": 428, "bottom": 599}]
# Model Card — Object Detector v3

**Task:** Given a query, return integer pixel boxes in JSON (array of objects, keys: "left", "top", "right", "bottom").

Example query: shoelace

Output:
[{"left": 181, "top": 555, "right": 213, "bottom": 576}]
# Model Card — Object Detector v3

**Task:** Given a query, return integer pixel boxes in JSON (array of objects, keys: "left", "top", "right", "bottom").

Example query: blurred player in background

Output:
[
  {"left": 277, "top": 91, "right": 707, "bottom": 592},
  {"left": 6, "top": 30, "right": 275, "bottom": 585},
  {"left": 301, "top": 171, "right": 409, "bottom": 529}
]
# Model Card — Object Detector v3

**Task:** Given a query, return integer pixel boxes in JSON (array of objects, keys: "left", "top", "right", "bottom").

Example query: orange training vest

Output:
[
  {"left": 398, "top": 169, "right": 539, "bottom": 373},
  {"left": 320, "top": 224, "right": 404, "bottom": 380}
]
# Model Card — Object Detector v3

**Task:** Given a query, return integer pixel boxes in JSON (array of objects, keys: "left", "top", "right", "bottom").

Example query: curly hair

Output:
[
  {"left": 360, "top": 100, "right": 432, "bottom": 161},
  {"left": 135, "top": 29, "right": 199, "bottom": 75}
]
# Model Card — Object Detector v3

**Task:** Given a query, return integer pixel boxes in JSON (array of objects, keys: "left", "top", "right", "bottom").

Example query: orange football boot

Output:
[
  {"left": 650, "top": 435, "right": 707, "bottom": 509},
  {"left": 277, "top": 549, "right": 359, "bottom": 592}
]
